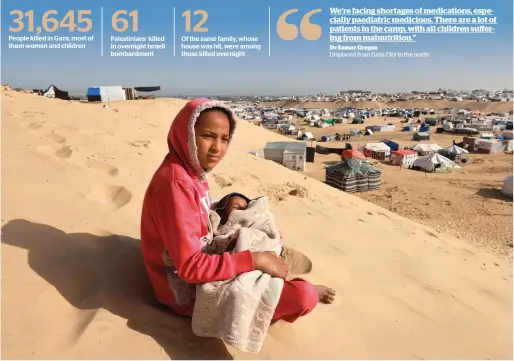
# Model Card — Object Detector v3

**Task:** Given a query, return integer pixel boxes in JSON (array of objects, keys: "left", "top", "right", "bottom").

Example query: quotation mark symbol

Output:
[{"left": 276, "top": 9, "right": 322, "bottom": 41}]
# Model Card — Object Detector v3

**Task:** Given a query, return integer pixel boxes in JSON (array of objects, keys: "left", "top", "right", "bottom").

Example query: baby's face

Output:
[{"left": 223, "top": 196, "right": 248, "bottom": 219}]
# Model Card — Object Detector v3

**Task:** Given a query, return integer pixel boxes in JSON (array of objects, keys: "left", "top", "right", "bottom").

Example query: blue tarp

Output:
[
  {"left": 381, "top": 139, "right": 399, "bottom": 151},
  {"left": 419, "top": 124, "right": 430, "bottom": 132},
  {"left": 87, "top": 87, "right": 101, "bottom": 96}
]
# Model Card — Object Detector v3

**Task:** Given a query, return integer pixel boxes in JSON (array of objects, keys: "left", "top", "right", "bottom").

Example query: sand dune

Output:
[
  {"left": 262, "top": 99, "right": 514, "bottom": 113},
  {"left": 1, "top": 92, "right": 512, "bottom": 359}
]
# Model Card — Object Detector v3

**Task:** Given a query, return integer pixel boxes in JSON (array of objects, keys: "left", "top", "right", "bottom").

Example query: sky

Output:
[{"left": 1, "top": 0, "right": 513, "bottom": 96}]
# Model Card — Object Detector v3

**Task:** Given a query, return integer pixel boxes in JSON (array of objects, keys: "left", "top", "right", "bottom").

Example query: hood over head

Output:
[{"left": 167, "top": 98, "right": 237, "bottom": 182}]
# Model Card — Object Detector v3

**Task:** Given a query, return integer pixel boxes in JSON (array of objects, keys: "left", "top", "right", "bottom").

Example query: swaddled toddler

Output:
[{"left": 208, "top": 192, "right": 312, "bottom": 276}]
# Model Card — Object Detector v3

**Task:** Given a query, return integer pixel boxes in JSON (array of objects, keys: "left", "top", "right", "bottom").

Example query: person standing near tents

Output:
[{"left": 140, "top": 98, "right": 335, "bottom": 323}]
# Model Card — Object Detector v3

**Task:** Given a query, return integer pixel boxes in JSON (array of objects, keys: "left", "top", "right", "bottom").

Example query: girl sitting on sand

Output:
[{"left": 140, "top": 99, "right": 335, "bottom": 324}]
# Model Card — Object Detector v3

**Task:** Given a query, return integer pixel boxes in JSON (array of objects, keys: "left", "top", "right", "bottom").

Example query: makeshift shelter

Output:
[
  {"left": 263, "top": 141, "right": 307, "bottom": 171},
  {"left": 412, "top": 153, "right": 459, "bottom": 173},
  {"left": 134, "top": 86, "right": 161, "bottom": 92},
  {"left": 43, "top": 84, "right": 69, "bottom": 100},
  {"left": 381, "top": 140, "right": 399, "bottom": 152},
  {"left": 480, "top": 132, "right": 494, "bottom": 139},
  {"left": 86, "top": 86, "right": 126, "bottom": 102},
  {"left": 379, "top": 124, "right": 395, "bottom": 132},
  {"left": 403, "top": 124, "right": 419, "bottom": 132},
  {"left": 439, "top": 144, "right": 470, "bottom": 162},
  {"left": 412, "top": 143, "right": 442, "bottom": 155},
  {"left": 325, "top": 158, "right": 382, "bottom": 193},
  {"left": 463, "top": 136, "right": 480, "bottom": 152},
  {"left": 476, "top": 139, "right": 505, "bottom": 154},
  {"left": 501, "top": 176, "right": 513, "bottom": 198},
  {"left": 124, "top": 87, "right": 138, "bottom": 100},
  {"left": 342, "top": 149, "right": 366, "bottom": 160},
  {"left": 390, "top": 150, "right": 418, "bottom": 167},
  {"left": 419, "top": 124, "right": 430, "bottom": 132},
  {"left": 413, "top": 132, "right": 431, "bottom": 141},
  {"left": 362, "top": 143, "right": 391, "bottom": 160},
  {"left": 299, "top": 131, "right": 314, "bottom": 141},
  {"left": 315, "top": 145, "right": 345, "bottom": 156},
  {"left": 320, "top": 135, "right": 336, "bottom": 142}
]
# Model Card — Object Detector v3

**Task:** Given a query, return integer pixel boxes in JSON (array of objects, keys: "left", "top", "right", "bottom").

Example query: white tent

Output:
[
  {"left": 445, "top": 144, "right": 469, "bottom": 154},
  {"left": 364, "top": 143, "right": 391, "bottom": 152},
  {"left": 501, "top": 176, "right": 513, "bottom": 198},
  {"left": 413, "top": 153, "right": 459, "bottom": 172},
  {"left": 412, "top": 143, "right": 442, "bottom": 152}
]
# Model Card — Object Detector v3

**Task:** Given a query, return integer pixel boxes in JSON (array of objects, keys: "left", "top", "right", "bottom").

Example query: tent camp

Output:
[
  {"left": 43, "top": 85, "right": 69, "bottom": 100},
  {"left": 501, "top": 176, "right": 513, "bottom": 198},
  {"left": 412, "top": 153, "right": 459, "bottom": 173},
  {"left": 87, "top": 86, "right": 126, "bottom": 102}
]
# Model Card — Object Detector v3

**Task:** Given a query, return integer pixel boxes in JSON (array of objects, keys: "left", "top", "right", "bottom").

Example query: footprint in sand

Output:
[
  {"left": 212, "top": 174, "right": 234, "bottom": 188},
  {"left": 23, "top": 110, "right": 45, "bottom": 115},
  {"left": 127, "top": 140, "right": 150, "bottom": 148},
  {"left": 84, "top": 184, "right": 132, "bottom": 209},
  {"left": 44, "top": 133, "right": 67, "bottom": 144},
  {"left": 36, "top": 144, "right": 73, "bottom": 159},
  {"left": 85, "top": 158, "right": 119, "bottom": 177},
  {"left": 28, "top": 120, "right": 46, "bottom": 129}
]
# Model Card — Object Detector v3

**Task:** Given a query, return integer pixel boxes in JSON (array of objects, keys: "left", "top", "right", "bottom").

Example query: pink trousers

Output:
[
  {"left": 272, "top": 278, "right": 318, "bottom": 323},
  {"left": 176, "top": 278, "right": 318, "bottom": 322}
]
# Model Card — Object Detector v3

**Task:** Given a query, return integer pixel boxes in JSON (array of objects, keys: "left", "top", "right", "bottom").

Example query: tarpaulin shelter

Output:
[
  {"left": 134, "top": 86, "right": 161, "bottom": 92},
  {"left": 381, "top": 139, "right": 399, "bottom": 152},
  {"left": 342, "top": 149, "right": 366, "bottom": 160},
  {"left": 87, "top": 86, "right": 126, "bottom": 102},
  {"left": 43, "top": 85, "right": 69, "bottom": 100},
  {"left": 325, "top": 158, "right": 382, "bottom": 193}
]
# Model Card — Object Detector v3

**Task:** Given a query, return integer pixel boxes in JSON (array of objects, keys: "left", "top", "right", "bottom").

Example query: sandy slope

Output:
[
  {"left": 1, "top": 92, "right": 512, "bottom": 359},
  {"left": 261, "top": 99, "right": 514, "bottom": 113}
]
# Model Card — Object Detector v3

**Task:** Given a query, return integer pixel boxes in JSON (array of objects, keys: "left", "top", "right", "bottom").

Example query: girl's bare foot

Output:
[{"left": 316, "top": 285, "right": 336, "bottom": 304}]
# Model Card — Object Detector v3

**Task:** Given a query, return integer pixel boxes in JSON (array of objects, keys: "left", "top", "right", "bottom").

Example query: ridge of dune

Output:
[
  {"left": 261, "top": 99, "right": 514, "bottom": 113},
  {"left": 1, "top": 92, "right": 512, "bottom": 360}
]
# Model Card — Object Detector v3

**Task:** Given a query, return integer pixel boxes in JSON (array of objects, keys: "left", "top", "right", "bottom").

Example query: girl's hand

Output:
[{"left": 251, "top": 251, "right": 289, "bottom": 279}]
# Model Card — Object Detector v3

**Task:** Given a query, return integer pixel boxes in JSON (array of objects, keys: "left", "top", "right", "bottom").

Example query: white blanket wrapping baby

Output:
[{"left": 191, "top": 196, "right": 284, "bottom": 354}]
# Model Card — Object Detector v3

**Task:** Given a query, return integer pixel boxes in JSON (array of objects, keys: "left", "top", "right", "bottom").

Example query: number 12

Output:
[{"left": 182, "top": 10, "right": 208, "bottom": 32}]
